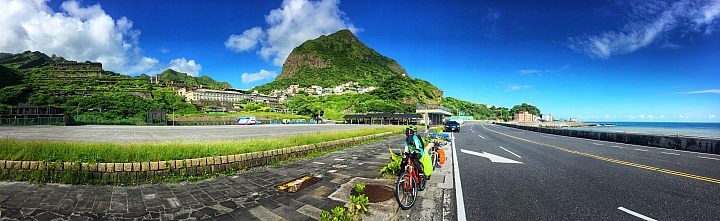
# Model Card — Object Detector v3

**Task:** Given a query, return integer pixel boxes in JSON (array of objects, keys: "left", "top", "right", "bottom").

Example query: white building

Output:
[
  {"left": 542, "top": 114, "right": 554, "bottom": 122},
  {"left": 178, "top": 88, "right": 278, "bottom": 104}
]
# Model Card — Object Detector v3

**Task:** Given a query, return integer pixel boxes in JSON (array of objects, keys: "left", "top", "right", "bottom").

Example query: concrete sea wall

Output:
[
  {"left": 0, "top": 132, "right": 396, "bottom": 184},
  {"left": 496, "top": 123, "right": 720, "bottom": 154}
]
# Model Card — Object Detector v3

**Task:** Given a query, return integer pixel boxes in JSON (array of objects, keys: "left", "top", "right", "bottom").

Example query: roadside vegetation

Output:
[{"left": 0, "top": 126, "right": 401, "bottom": 163}]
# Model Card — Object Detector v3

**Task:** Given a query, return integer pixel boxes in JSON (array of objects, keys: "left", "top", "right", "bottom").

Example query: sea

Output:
[{"left": 565, "top": 122, "right": 720, "bottom": 139}]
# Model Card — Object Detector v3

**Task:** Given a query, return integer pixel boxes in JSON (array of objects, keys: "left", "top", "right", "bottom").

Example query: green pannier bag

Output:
[{"left": 419, "top": 151, "right": 433, "bottom": 176}]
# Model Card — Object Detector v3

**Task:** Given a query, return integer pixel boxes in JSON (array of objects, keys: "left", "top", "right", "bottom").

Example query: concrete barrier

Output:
[{"left": 495, "top": 123, "right": 720, "bottom": 154}]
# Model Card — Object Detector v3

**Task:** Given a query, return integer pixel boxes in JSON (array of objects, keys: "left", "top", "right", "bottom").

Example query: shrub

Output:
[{"left": 379, "top": 147, "right": 402, "bottom": 176}]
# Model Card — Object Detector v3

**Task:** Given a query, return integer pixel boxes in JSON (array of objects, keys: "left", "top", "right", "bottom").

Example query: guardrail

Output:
[{"left": 495, "top": 123, "right": 720, "bottom": 154}]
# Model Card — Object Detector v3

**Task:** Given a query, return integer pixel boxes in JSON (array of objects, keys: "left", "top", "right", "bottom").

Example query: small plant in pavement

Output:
[
  {"left": 354, "top": 183, "right": 366, "bottom": 193},
  {"left": 320, "top": 206, "right": 353, "bottom": 221},
  {"left": 320, "top": 183, "right": 370, "bottom": 220},
  {"left": 349, "top": 194, "right": 369, "bottom": 218}
]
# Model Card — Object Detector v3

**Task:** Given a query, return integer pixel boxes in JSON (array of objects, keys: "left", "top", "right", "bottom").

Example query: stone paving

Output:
[{"left": 0, "top": 136, "right": 412, "bottom": 220}]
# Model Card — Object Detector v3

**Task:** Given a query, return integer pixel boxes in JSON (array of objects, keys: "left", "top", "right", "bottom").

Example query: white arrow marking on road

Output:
[
  {"left": 479, "top": 135, "right": 485, "bottom": 139},
  {"left": 499, "top": 146, "right": 522, "bottom": 158},
  {"left": 460, "top": 149, "right": 523, "bottom": 164}
]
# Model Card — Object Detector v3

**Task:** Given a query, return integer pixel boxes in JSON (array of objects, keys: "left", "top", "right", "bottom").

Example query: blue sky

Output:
[{"left": 1, "top": 0, "right": 719, "bottom": 122}]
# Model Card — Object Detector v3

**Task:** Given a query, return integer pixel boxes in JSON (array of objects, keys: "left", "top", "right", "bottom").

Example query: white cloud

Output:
[
  {"left": 517, "top": 65, "right": 570, "bottom": 76},
  {"left": 0, "top": 0, "right": 201, "bottom": 76},
  {"left": 483, "top": 7, "right": 501, "bottom": 39},
  {"left": 679, "top": 113, "right": 689, "bottom": 119},
  {"left": 226, "top": 0, "right": 360, "bottom": 66},
  {"left": 678, "top": 89, "right": 720, "bottom": 94},
  {"left": 710, "top": 114, "right": 717, "bottom": 119},
  {"left": 647, "top": 115, "right": 655, "bottom": 120},
  {"left": 638, "top": 114, "right": 646, "bottom": 119},
  {"left": 518, "top": 69, "right": 541, "bottom": 75},
  {"left": 225, "top": 27, "right": 264, "bottom": 52},
  {"left": 605, "top": 115, "right": 611, "bottom": 119},
  {"left": 168, "top": 58, "right": 202, "bottom": 77},
  {"left": 498, "top": 82, "right": 532, "bottom": 91},
  {"left": 567, "top": 0, "right": 720, "bottom": 58},
  {"left": 242, "top": 69, "right": 278, "bottom": 84}
]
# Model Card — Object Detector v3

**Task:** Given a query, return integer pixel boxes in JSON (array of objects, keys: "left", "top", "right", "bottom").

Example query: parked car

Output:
[
  {"left": 236, "top": 116, "right": 259, "bottom": 125},
  {"left": 444, "top": 120, "right": 460, "bottom": 132}
]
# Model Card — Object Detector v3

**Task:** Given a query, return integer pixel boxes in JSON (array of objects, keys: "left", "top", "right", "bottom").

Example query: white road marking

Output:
[
  {"left": 460, "top": 149, "right": 523, "bottom": 164},
  {"left": 498, "top": 146, "right": 522, "bottom": 158},
  {"left": 479, "top": 135, "right": 485, "bottom": 139},
  {"left": 611, "top": 146, "right": 624, "bottom": 148},
  {"left": 698, "top": 156, "right": 720, "bottom": 161},
  {"left": 661, "top": 152, "right": 680, "bottom": 156},
  {"left": 148, "top": 131, "right": 157, "bottom": 138},
  {"left": 451, "top": 133, "right": 467, "bottom": 221},
  {"left": 534, "top": 131, "right": 720, "bottom": 157},
  {"left": 592, "top": 143, "right": 603, "bottom": 146},
  {"left": 114, "top": 131, "right": 121, "bottom": 136},
  {"left": 618, "top": 207, "right": 657, "bottom": 221},
  {"left": 312, "top": 162, "right": 325, "bottom": 164},
  {"left": 634, "top": 149, "right": 648, "bottom": 152}
]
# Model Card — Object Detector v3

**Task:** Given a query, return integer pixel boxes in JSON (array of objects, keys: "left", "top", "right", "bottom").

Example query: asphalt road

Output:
[
  {"left": 453, "top": 122, "right": 720, "bottom": 220},
  {"left": 0, "top": 124, "right": 387, "bottom": 143}
]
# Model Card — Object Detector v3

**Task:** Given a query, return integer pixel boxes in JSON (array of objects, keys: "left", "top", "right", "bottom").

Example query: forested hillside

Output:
[
  {"left": 157, "top": 69, "right": 231, "bottom": 89},
  {"left": 0, "top": 51, "right": 212, "bottom": 124}
]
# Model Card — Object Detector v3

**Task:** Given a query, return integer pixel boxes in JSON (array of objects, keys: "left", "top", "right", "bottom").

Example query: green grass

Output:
[{"left": 0, "top": 126, "right": 401, "bottom": 163}]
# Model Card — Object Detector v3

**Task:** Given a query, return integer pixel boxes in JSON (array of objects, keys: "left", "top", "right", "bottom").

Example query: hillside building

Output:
[
  {"left": 0, "top": 105, "right": 69, "bottom": 125},
  {"left": 53, "top": 60, "right": 102, "bottom": 70},
  {"left": 177, "top": 88, "right": 279, "bottom": 106},
  {"left": 513, "top": 111, "right": 534, "bottom": 122}
]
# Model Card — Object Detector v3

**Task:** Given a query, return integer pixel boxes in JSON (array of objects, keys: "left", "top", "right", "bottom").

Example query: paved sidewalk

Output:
[
  {"left": 395, "top": 139, "right": 455, "bottom": 221},
  {"left": 1, "top": 136, "right": 412, "bottom": 221}
]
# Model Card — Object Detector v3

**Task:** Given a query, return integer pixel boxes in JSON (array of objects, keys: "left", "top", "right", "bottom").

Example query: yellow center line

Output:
[{"left": 482, "top": 125, "right": 720, "bottom": 184}]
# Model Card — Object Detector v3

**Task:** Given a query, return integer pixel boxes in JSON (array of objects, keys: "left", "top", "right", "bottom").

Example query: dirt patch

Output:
[
  {"left": 328, "top": 177, "right": 398, "bottom": 221},
  {"left": 350, "top": 184, "right": 394, "bottom": 203},
  {"left": 276, "top": 175, "right": 322, "bottom": 193}
]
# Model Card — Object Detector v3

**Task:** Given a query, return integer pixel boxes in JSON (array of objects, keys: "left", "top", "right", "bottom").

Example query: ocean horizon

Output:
[{"left": 566, "top": 122, "right": 720, "bottom": 139}]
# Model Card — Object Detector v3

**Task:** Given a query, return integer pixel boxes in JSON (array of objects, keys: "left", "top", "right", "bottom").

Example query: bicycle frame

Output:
[{"left": 402, "top": 152, "right": 423, "bottom": 188}]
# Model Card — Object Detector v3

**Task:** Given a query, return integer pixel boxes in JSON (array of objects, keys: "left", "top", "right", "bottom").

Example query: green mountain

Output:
[
  {"left": 0, "top": 50, "right": 58, "bottom": 69},
  {"left": 252, "top": 29, "right": 441, "bottom": 104},
  {"left": 158, "top": 69, "right": 232, "bottom": 89},
  {"left": 0, "top": 51, "right": 230, "bottom": 122},
  {"left": 0, "top": 65, "right": 23, "bottom": 88}
]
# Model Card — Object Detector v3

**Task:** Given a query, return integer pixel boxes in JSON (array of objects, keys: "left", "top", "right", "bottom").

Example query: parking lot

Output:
[{"left": 0, "top": 124, "right": 389, "bottom": 143}]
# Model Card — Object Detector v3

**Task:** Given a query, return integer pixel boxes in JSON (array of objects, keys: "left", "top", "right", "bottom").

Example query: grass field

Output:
[{"left": 0, "top": 126, "right": 402, "bottom": 163}]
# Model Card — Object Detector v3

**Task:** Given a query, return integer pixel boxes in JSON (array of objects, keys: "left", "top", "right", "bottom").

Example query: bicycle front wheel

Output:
[{"left": 395, "top": 172, "right": 417, "bottom": 210}]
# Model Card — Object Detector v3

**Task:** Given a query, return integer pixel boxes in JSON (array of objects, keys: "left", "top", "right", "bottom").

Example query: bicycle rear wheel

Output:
[
  {"left": 431, "top": 150, "right": 439, "bottom": 170},
  {"left": 395, "top": 172, "right": 417, "bottom": 210}
]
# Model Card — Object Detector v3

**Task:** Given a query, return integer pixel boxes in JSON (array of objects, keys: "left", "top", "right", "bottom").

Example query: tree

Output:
[{"left": 510, "top": 103, "right": 541, "bottom": 117}]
